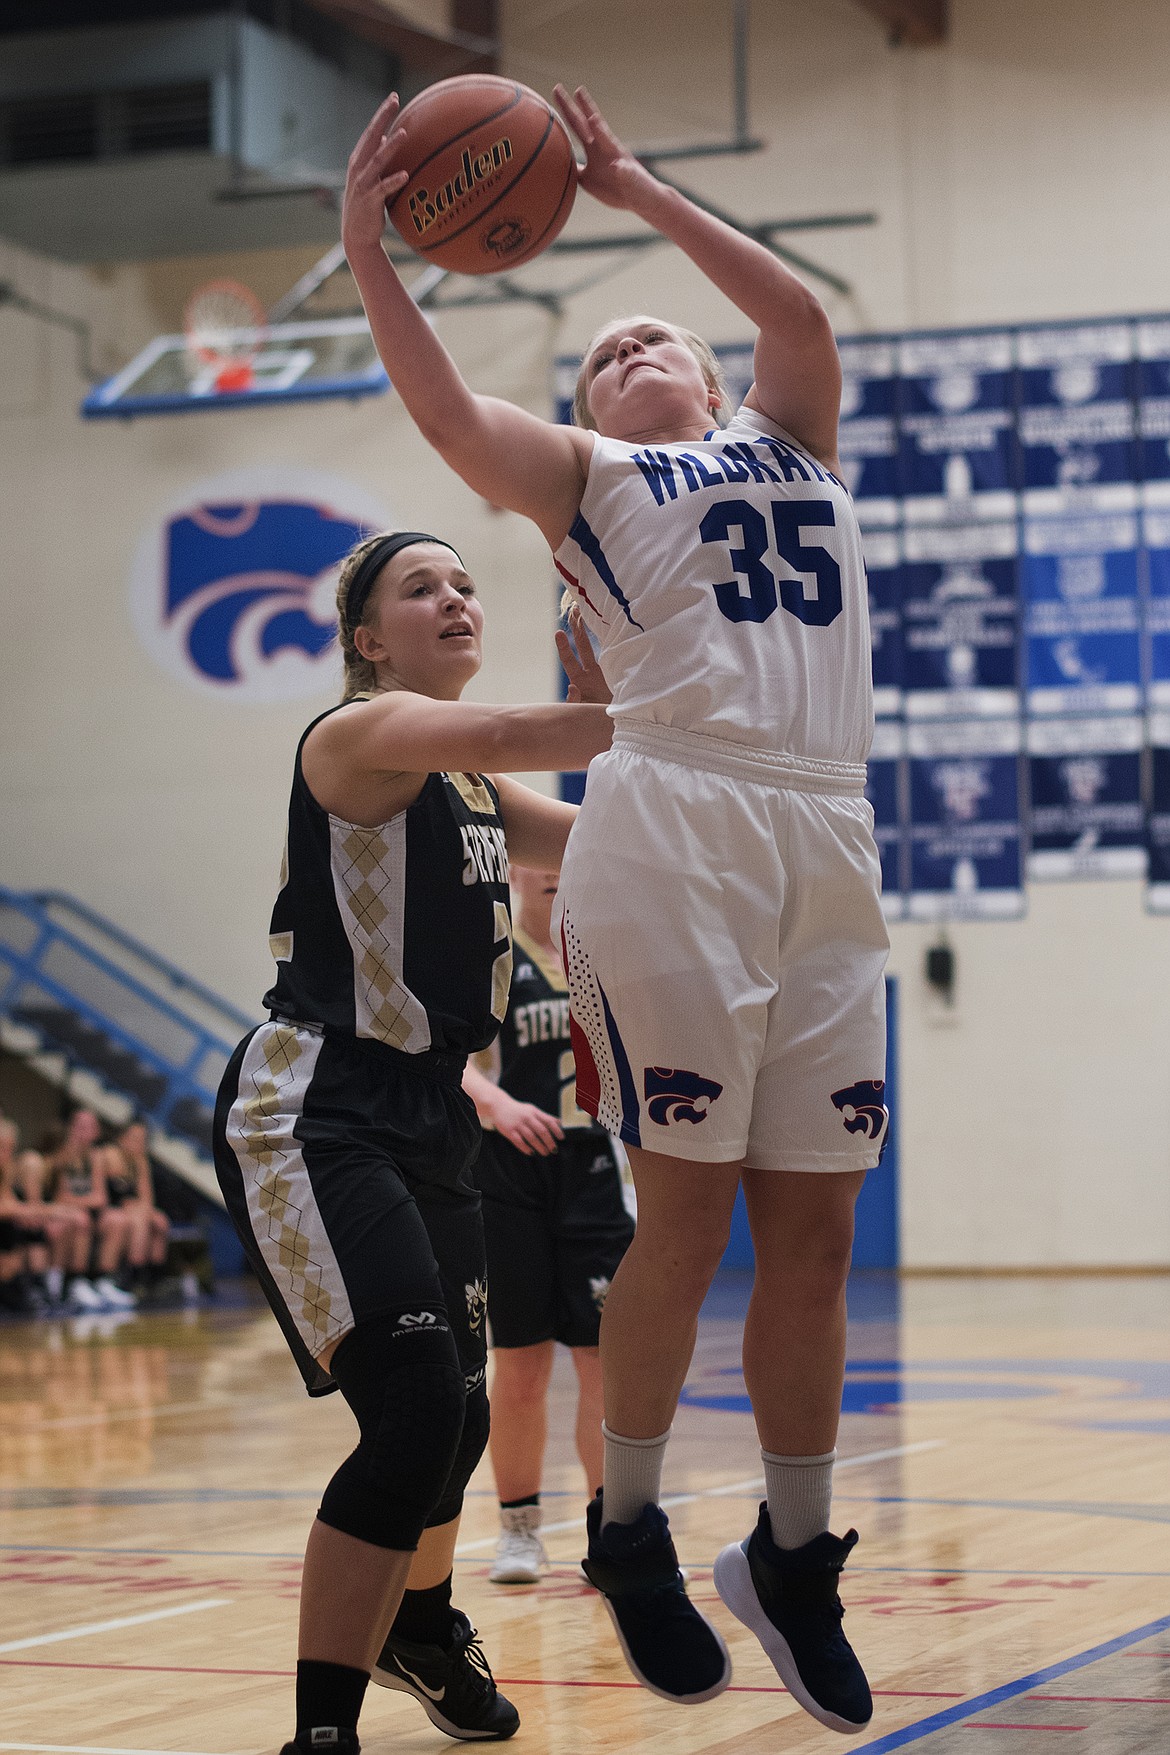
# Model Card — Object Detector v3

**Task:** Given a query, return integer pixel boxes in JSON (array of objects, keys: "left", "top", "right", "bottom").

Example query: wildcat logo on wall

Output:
[{"left": 129, "top": 467, "right": 393, "bottom": 703}]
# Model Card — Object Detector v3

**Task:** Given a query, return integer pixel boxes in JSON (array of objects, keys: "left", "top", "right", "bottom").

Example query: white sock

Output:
[
  {"left": 601, "top": 1422, "right": 671, "bottom": 1528},
  {"left": 762, "top": 1448, "right": 836, "bottom": 1550}
]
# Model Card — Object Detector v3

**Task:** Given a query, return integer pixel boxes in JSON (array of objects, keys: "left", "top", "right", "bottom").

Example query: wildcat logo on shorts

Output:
[
  {"left": 831, "top": 1080, "right": 889, "bottom": 1148},
  {"left": 644, "top": 1067, "right": 725, "bottom": 1126},
  {"left": 465, "top": 1278, "right": 488, "bottom": 1335},
  {"left": 129, "top": 467, "right": 392, "bottom": 703}
]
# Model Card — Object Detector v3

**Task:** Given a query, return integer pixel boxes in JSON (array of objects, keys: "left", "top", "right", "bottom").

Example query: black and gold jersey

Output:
[
  {"left": 263, "top": 706, "right": 512, "bottom": 1055},
  {"left": 486, "top": 926, "right": 603, "bottom": 1133}
]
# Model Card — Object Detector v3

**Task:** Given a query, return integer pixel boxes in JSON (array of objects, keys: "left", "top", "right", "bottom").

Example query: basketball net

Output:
[{"left": 182, "top": 278, "right": 268, "bottom": 393}]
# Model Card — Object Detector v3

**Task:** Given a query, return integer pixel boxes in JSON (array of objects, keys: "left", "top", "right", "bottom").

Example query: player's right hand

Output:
[
  {"left": 491, "top": 1094, "right": 564, "bottom": 1157},
  {"left": 342, "top": 94, "right": 411, "bottom": 258}
]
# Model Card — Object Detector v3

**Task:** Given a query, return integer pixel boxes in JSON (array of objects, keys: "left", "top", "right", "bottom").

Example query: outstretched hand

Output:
[
  {"left": 553, "top": 84, "right": 651, "bottom": 212},
  {"left": 342, "top": 93, "right": 412, "bottom": 256},
  {"left": 557, "top": 606, "right": 611, "bottom": 705}
]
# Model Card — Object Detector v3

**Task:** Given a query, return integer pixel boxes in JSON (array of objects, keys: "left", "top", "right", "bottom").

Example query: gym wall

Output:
[{"left": 1, "top": 0, "right": 1167, "bottom": 1267}]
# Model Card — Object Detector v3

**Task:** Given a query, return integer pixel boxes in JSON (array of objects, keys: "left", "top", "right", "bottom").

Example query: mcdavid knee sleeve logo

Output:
[
  {"left": 643, "top": 1067, "right": 724, "bottom": 1125},
  {"left": 831, "top": 1079, "right": 889, "bottom": 1147}
]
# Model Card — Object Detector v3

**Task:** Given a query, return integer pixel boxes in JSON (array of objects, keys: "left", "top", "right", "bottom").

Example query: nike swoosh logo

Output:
[{"left": 395, "top": 1661, "right": 446, "bottom": 1703}]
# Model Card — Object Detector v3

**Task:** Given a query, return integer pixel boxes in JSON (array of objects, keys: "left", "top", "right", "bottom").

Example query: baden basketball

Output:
[{"left": 387, "top": 75, "right": 577, "bottom": 275}]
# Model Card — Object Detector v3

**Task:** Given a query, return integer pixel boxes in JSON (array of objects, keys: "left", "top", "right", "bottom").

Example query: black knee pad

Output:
[
  {"left": 427, "top": 1377, "right": 490, "bottom": 1528},
  {"left": 318, "top": 1309, "right": 467, "bottom": 1552}
]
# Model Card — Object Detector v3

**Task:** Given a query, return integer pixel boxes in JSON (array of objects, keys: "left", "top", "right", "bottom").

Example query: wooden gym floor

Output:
[{"left": 1, "top": 1270, "right": 1168, "bottom": 1755}]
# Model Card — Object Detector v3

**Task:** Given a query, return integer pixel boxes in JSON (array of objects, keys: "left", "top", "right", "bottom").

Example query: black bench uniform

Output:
[
  {"left": 473, "top": 925, "right": 634, "bottom": 1351},
  {"left": 213, "top": 705, "right": 512, "bottom": 1397}
]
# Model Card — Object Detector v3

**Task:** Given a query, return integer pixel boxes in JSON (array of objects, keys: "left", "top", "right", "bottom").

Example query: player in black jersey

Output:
[
  {"left": 463, "top": 865, "right": 634, "bottom": 1585},
  {"left": 212, "top": 531, "right": 611, "bottom": 1755}
]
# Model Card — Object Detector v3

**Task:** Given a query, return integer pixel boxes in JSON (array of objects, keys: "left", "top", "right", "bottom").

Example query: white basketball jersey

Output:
[{"left": 554, "top": 404, "right": 874, "bottom": 765}]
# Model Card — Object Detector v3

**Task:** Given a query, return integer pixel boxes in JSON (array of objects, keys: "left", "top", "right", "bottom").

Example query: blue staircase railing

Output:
[{"left": 0, "top": 887, "right": 256, "bottom": 1174}]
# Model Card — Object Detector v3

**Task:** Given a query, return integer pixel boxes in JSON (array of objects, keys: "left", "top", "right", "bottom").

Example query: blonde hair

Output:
[
  {"left": 571, "top": 314, "right": 730, "bottom": 431},
  {"left": 335, "top": 532, "right": 390, "bottom": 701}
]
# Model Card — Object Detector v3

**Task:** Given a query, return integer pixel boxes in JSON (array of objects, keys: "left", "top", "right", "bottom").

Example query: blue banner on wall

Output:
[
  {"left": 1144, "top": 505, "right": 1170, "bottom": 711},
  {"left": 1026, "top": 714, "right": 1145, "bottom": 880},
  {"left": 1148, "top": 711, "right": 1170, "bottom": 913},
  {"left": 901, "top": 520, "right": 1020, "bottom": 719},
  {"left": 1017, "top": 322, "right": 1137, "bottom": 516},
  {"left": 1138, "top": 319, "right": 1170, "bottom": 501},
  {"left": 866, "top": 718, "right": 905, "bottom": 920},
  {"left": 907, "top": 719, "right": 1025, "bottom": 919},
  {"left": 1023, "top": 512, "right": 1142, "bottom": 715},
  {"left": 898, "top": 330, "right": 1016, "bottom": 524},
  {"left": 838, "top": 339, "right": 899, "bottom": 527},
  {"left": 861, "top": 527, "right": 903, "bottom": 719}
]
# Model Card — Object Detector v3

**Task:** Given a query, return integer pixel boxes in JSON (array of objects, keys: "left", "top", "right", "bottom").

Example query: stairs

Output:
[{"left": 0, "top": 888, "right": 256, "bottom": 1207}]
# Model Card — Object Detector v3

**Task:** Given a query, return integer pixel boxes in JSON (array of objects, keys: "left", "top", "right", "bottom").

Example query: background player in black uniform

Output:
[
  {"left": 212, "top": 531, "right": 611, "bottom": 1755},
  {"left": 463, "top": 865, "right": 634, "bottom": 1585}
]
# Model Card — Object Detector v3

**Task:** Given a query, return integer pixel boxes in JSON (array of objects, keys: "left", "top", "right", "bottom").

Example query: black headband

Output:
[{"left": 344, "top": 531, "right": 464, "bottom": 627}]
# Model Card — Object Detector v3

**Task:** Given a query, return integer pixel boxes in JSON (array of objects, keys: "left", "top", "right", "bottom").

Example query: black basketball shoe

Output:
[
  {"left": 279, "top": 1730, "right": 360, "bottom": 1755},
  {"left": 371, "top": 1609, "right": 519, "bottom": 1740},
  {"left": 582, "top": 1491, "right": 732, "bottom": 1704},
  {"left": 713, "top": 1502, "right": 873, "bottom": 1734}
]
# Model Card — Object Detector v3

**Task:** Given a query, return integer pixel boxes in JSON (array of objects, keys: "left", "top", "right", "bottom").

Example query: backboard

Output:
[{"left": 81, "top": 315, "right": 388, "bottom": 419}]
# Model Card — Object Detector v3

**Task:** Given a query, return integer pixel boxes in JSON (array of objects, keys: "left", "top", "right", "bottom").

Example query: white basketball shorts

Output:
[{"left": 554, "top": 721, "right": 890, "bottom": 1171}]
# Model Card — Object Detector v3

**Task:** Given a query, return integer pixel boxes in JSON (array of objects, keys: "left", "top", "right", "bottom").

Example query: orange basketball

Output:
[{"left": 387, "top": 75, "right": 577, "bottom": 275}]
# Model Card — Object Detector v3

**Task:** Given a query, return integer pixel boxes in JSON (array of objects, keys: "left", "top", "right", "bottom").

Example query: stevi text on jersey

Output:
[
  {"left": 460, "top": 822, "right": 509, "bottom": 887},
  {"left": 512, "top": 996, "right": 572, "bottom": 1048}
]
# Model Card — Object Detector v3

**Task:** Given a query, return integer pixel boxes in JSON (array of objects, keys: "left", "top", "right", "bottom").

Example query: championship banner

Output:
[
  {"left": 1023, "top": 511, "right": 1142, "bottom": 716},
  {"left": 1147, "top": 709, "right": 1170, "bottom": 914},
  {"left": 838, "top": 338, "right": 899, "bottom": 528},
  {"left": 861, "top": 527, "right": 903, "bottom": 719},
  {"left": 900, "top": 520, "right": 1020, "bottom": 720},
  {"left": 1026, "top": 714, "right": 1145, "bottom": 881},
  {"left": 1137, "top": 319, "right": 1170, "bottom": 505},
  {"left": 897, "top": 330, "right": 1016, "bottom": 525},
  {"left": 1017, "top": 322, "right": 1138, "bottom": 516},
  {"left": 906, "top": 718, "right": 1025, "bottom": 920},
  {"left": 867, "top": 718, "right": 905, "bottom": 920},
  {"left": 1144, "top": 505, "right": 1170, "bottom": 710}
]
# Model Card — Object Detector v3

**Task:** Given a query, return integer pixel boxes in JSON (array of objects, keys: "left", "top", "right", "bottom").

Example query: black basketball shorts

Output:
[
  {"left": 473, "top": 1129, "right": 635, "bottom": 1350},
  {"left": 213, "top": 1020, "right": 489, "bottom": 1398}
]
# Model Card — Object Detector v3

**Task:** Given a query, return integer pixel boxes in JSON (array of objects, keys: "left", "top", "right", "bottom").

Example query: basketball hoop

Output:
[{"left": 182, "top": 278, "right": 268, "bottom": 394}]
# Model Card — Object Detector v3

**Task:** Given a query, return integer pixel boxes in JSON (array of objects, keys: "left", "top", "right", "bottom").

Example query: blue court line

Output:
[
  {"left": 835, "top": 1494, "right": 1170, "bottom": 1525},
  {"left": 851, "top": 1613, "right": 1170, "bottom": 1752}
]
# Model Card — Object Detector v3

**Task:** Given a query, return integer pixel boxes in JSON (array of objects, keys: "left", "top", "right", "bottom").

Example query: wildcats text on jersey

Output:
[{"left": 631, "top": 433, "right": 846, "bottom": 507}]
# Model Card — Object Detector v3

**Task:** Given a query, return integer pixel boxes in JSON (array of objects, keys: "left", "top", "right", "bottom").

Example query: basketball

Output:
[{"left": 386, "top": 74, "right": 577, "bottom": 275}]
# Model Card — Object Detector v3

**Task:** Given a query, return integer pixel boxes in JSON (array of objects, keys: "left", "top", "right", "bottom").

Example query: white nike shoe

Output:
[
  {"left": 67, "top": 1278, "right": 105, "bottom": 1311},
  {"left": 93, "top": 1277, "right": 137, "bottom": 1310},
  {"left": 489, "top": 1506, "right": 547, "bottom": 1585}
]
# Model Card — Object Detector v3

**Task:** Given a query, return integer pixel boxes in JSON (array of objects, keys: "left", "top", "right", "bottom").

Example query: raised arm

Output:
[
  {"left": 554, "top": 85, "right": 842, "bottom": 469},
  {"left": 303, "top": 691, "right": 610, "bottom": 825},
  {"left": 342, "top": 95, "right": 592, "bottom": 546}
]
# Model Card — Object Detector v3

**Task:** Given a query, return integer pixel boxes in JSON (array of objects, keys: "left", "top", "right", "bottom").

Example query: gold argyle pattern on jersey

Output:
[
  {"left": 334, "top": 823, "right": 419, "bottom": 1048},
  {"left": 239, "top": 1026, "right": 337, "bottom": 1345}
]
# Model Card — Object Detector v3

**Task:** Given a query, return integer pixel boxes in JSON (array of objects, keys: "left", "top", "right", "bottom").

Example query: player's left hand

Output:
[
  {"left": 553, "top": 84, "right": 651, "bottom": 212},
  {"left": 557, "top": 606, "right": 611, "bottom": 705}
]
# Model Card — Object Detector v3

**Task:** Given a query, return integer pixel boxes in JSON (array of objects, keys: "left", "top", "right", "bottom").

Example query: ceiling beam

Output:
[
  {"left": 303, "top": 0, "right": 498, "bottom": 77},
  {"left": 852, "top": 0, "right": 948, "bottom": 46}
]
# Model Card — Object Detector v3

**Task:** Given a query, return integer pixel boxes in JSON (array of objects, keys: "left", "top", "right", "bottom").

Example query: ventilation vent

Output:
[{"left": 1, "top": 80, "right": 212, "bottom": 167}]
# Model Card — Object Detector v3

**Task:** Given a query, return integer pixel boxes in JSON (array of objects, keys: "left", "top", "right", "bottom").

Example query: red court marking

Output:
[
  {"left": 1028, "top": 1694, "right": 1170, "bottom": 1704},
  {"left": 0, "top": 1658, "right": 960, "bottom": 1698}
]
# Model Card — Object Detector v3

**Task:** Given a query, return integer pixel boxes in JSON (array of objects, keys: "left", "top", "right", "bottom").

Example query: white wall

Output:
[{"left": 2, "top": 0, "right": 1168, "bottom": 1265}]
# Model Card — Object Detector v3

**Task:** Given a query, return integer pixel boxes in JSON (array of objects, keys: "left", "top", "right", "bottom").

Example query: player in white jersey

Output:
[{"left": 344, "top": 83, "right": 888, "bottom": 1733}]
